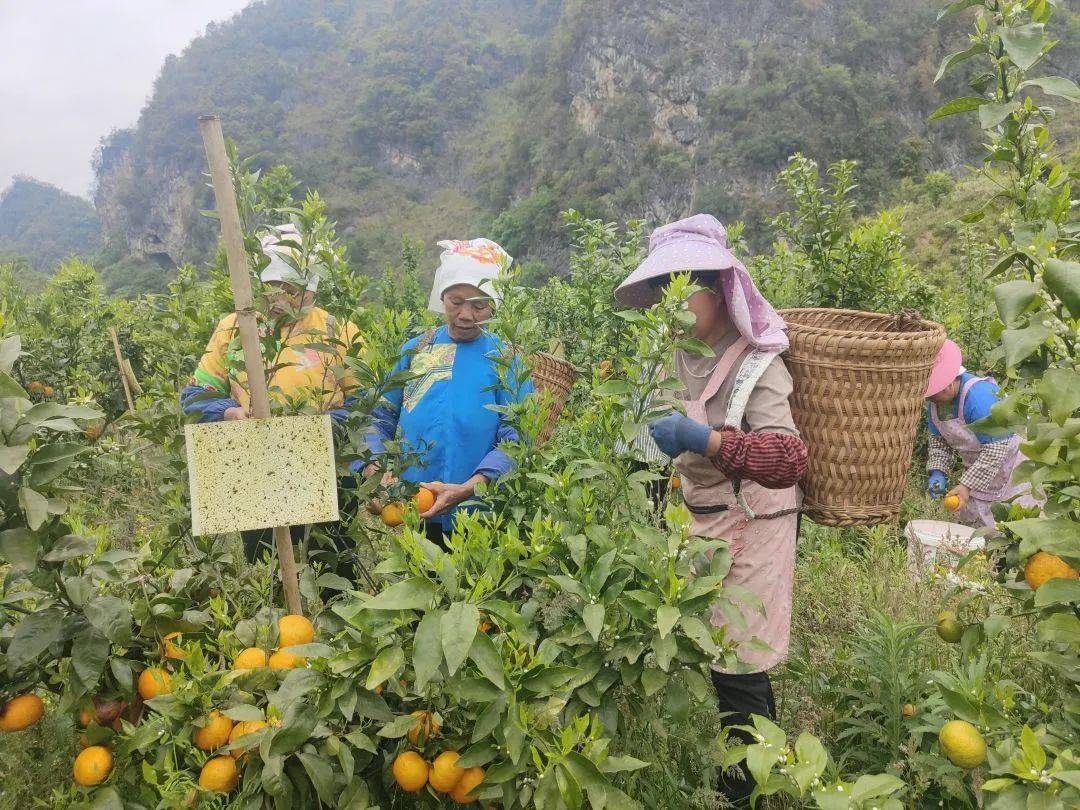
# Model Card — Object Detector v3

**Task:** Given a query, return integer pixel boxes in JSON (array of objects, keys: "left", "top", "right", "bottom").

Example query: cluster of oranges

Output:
[
  {"left": 386, "top": 711, "right": 487, "bottom": 802},
  {"left": 379, "top": 487, "right": 436, "bottom": 528},
  {"left": 26, "top": 380, "right": 54, "bottom": 397},
  {"left": 230, "top": 613, "right": 315, "bottom": 672}
]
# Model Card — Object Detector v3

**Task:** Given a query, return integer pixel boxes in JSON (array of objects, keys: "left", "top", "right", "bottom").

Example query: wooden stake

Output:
[
  {"left": 197, "top": 115, "right": 303, "bottom": 617},
  {"left": 108, "top": 326, "right": 136, "bottom": 412}
]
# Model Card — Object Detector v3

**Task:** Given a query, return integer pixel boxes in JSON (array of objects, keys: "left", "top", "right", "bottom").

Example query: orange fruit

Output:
[
  {"left": 74, "top": 745, "right": 112, "bottom": 786},
  {"left": 27, "top": 381, "right": 43, "bottom": 394},
  {"left": 598, "top": 359, "right": 613, "bottom": 380},
  {"left": 413, "top": 487, "right": 436, "bottom": 513},
  {"left": 193, "top": 710, "right": 234, "bottom": 751},
  {"left": 42, "top": 385, "right": 54, "bottom": 397},
  {"left": 0, "top": 694, "right": 44, "bottom": 732},
  {"left": 381, "top": 503, "right": 405, "bottom": 527},
  {"left": 163, "top": 632, "right": 186, "bottom": 660},
  {"left": 233, "top": 647, "right": 268, "bottom": 670},
  {"left": 429, "top": 750, "right": 465, "bottom": 792},
  {"left": 83, "top": 424, "right": 104, "bottom": 440},
  {"left": 268, "top": 650, "right": 306, "bottom": 671},
  {"left": 137, "top": 667, "right": 173, "bottom": 700},
  {"left": 903, "top": 703, "right": 916, "bottom": 718},
  {"left": 199, "top": 755, "right": 239, "bottom": 792},
  {"left": 943, "top": 494, "right": 960, "bottom": 512},
  {"left": 392, "top": 751, "right": 429, "bottom": 793},
  {"left": 228, "top": 720, "right": 267, "bottom": 759},
  {"left": 407, "top": 710, "right": 441, "bottom": 747},
  {"left": 478, "top": 621, "right": 493, "bottom": 634},
  {"left": 1024, "top": 551, "right": 1079, "bottom": 592},
  {"left": 450, "top": 766, "right": 485, "bottom": 804},
  {"left": 670, "top": 474, "right": 681, "bottom": 490},
  {"left": 278, "top": 614, "right": 314, "bottom": 647}
]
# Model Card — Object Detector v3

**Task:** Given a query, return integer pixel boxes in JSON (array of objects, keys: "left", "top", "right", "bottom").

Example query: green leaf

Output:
[
  {"left": 41, "top": 534, "right": 93, "bottom": 562},
  {"left": 1038, "top": 368, "right": 1080, "bottom": 425},
  {"left": 0, "top": 444, "right": 29, "bottom": 474},
  {"left": 937, "top": 0, "right": 981, "bottom": 21},
  {"left": 365, "top": 646, "right": 404, "bottom": 690},
  {"left": 745, "top": 745, "right": 781, "bottom": 794},
  {"left": 1001, "top": 324, "right": 1051, "bottom": 367},
  {"left": 362, "top": 577, "right": 435, "bottom": 610},
  {"left": 640, "top": 667, "right": 666, "bottom": 697},
  {"left": 599, "top": 755, "right": 650, "bottom": 774},
  {"left": 84, "top": 595, "right": 133, "bottom": 644},
  {"left": 679, "top": 615, "right": 719, "bottom": 656},
  {"left": 1021, "top": 76, "right": 1080, "bottom": 103},
  {"left": 593, "top": 379, "right": 632, "bottom": 396},
  {"left": 1034, "top": 577, "right": 1080, "bottom": 608},
  {"left": 297, "top": 752, "right": 336, "bottom": 805},
  {"left": 1037, "top": 613, "right": 1080, "bottom": 645},
  {"left": 1000, "top": 23, "right": 1047, "bottom": 71},
  {"left": 442, "top": 602, "right": 480, "bottom": 676},
  {"left": 979, "top": 100, "right": 1020, "bottom": 129},
  {"left": 1020, "top": 725, "right": 1046, "bottom": 772},
  {"left": 0, "top": 335, "right": 22, "bottom": 373},
  {"left": 935, "top": 44, "right": 988, "bottom": 83},
  {"left": 850, "top": 773, "right": 905, "bottom": 802},
  {"left": 0, "top": 528, "right": 37, "bottom": 570},
  {"left": 929, "top": 96, "right": 984, "bottom": 121},
  {"left": 656, "top": 605, "right": 680, "bottom": 639},
  {"left": 18, "top": 487, "right": 49, "bottom": 530},
  {"left": 993, "top": 280, "right": 1039, "bottom": 326},
  {"left": 1044, "top": 259, "right": 1080, "bottom": 317},
  {"left": 7, "top": 609, "right": 64, "bottom": 671},
  {"left": 268, "top": 701, "right": 318, "bottom": 756},
  {"left": 71, "top": 631, "right": 109, "bottom": 689},
  {"left": 223, "top": 704, "right": 265, "bottom": 722},
  {"left": 457, "top": 742, "right": 497, "bottom": 768},
  {"left": 793, "top": 732, "right": 828, "bottom": 792},
  {"left": 412, "top": 609, "right": 444, "bottom": 691},
  {"left": 582, "top": 602, "right": 604, "bottom": 642},
  {"left": 0, "top": 371, "right": 27, "bottom": 399},
  {"left": 1005, "top": 517, "right": 1079, "bottom": 559},
  {"left": 468, "top": 632, "right": 505, "bottom": 689}
]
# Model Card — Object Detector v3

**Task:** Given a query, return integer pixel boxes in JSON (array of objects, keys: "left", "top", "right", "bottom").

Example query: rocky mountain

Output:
[
  {"left": 0, "top": 177, "right": 102, "bottom": 279},
  {"left": 91, "top": 0, "right": 1078, "bottom": 287}
]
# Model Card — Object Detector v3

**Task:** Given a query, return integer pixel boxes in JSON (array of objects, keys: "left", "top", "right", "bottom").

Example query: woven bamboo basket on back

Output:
[
  {"left": 530, "top": 352, "right": 577, "bottom": 443},
  {"left": 780, "top": 308, "right": 946, "bottom": 527}
]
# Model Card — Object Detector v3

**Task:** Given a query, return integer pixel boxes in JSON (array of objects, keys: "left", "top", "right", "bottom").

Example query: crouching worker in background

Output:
[
  {"left": 355, "top": 238, "right": 533, "bottom": 547},
  {"left": 614, "top": 215, "right": 807, "bottom": 805},
  {"left": 924, "top": 338, "right": 1038, "bottom": 528},
  {"left": 180, "top": 224, "right": 362, "bottom": 565}
]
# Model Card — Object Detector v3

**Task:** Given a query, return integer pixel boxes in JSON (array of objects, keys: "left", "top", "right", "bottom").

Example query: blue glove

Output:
[
  {"left": 927, "top": 470, "right": 948, "bottom": 498},
  {"left": 648, "top": 413, "right": 712, "bottom": 459}
]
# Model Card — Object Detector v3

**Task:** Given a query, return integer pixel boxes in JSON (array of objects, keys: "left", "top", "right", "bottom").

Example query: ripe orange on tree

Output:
[
  {"left": 268, "top": 649, "right": 306, "bottom": 670},
  {"left": 74, "top": 745, "right": 113, "bottom": 786},
  {"left": 229, "top": 720, "right": 267, "bottom": 759},
  {"left": 199, "top": 756, "right": 239, "bottom": 793},
  {"left": 137, "top": 667, "right": 173, "bottom": 700},
  {"left": 1024, "top": 551, "right": 1078, "bottom": 591},
  {"left": 450, "top": 766, "right": 486, "bottom": 804},
  {"left": 193, "top": 710, "right": 234, "bottom": 751},
  {"left": 413, "top": 487, "right": 436, "bottom": 513},
  {"left": 392, "top": 751, "right": 429, "bottom": 793},
  {"left": 27, "top": 380, "right": 43, "bottom": 394},
  {"left": 0, "top": 694, "right": 44, "bottom": 732},
  {"left": 407, "top": 710, "right": 441, "bottom": 747},
  {"left": 381, "top": 503, "right": 405, "bottom": 527},
  {"left": 42, "top": 385, "right": 54, "bottom": 397},
  {"left": 278, "top": 614, "right": 314, "bottom": 647},
  {"left": 233, "top": 647, "right": 268, "bottom": 670},
  {"left": 429, "top": 750, "right": 465, "bottom": 792}
]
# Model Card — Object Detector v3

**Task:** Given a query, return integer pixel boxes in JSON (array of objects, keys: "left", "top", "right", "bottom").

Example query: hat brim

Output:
[
  {"left": 925, "top": 340, "right": 962, "bottom": 397},
  {"left": 614, "top": 241, "right": 740, "bottom": 307}
]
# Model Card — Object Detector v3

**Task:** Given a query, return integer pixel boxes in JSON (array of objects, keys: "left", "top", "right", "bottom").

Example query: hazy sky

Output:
[{"left": 0, "top": 0, "right": 253, "bottom": 199}]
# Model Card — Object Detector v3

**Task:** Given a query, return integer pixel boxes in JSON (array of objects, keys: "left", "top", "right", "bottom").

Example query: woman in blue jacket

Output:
[{"left": 357, "top": 238, "right": 532, "bottom": 545}]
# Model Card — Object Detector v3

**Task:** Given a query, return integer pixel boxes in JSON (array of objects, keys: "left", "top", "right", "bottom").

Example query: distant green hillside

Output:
[{"left": 0, "top": 177, "right": 102, "bottom": 284}]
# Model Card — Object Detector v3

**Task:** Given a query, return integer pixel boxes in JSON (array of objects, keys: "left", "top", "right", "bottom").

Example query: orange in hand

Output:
[{"left": 943, "top": 494, "right": 960, "bottom": 512}]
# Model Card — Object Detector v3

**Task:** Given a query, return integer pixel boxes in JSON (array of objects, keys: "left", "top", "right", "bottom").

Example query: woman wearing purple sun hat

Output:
[{"left": 616, "top": 214, "right": 808, "bottom": 803}]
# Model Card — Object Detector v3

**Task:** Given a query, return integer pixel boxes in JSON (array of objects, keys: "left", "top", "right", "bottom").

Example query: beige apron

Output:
[{"left": 674, "top": 338, "right": 799, "bottom": 673}]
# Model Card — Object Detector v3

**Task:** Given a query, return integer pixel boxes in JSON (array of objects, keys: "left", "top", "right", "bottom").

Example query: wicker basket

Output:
[
  {"left": 530, "top": 352, "right": 577, "bottom": 443},
  {"left": 780, "top": 309, "right": 946, "bottom": 527}
]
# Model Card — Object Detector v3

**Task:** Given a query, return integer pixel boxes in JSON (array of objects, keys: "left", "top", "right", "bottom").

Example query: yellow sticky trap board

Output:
[{"left": 186, "top": 414, "right": 339, "bottom": 536}]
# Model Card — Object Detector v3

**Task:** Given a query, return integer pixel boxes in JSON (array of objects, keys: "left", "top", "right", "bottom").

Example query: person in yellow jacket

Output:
[{"left": 181, "top": 224, "right": 361, "bottom": 563}]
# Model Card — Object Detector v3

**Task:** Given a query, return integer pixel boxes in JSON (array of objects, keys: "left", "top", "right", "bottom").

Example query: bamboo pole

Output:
[
  {"left": 108, "top": 326, "right": 136, "bottom": 412},
  {"left": 197, "top": 115, "right": 303, "bottom": 617}
]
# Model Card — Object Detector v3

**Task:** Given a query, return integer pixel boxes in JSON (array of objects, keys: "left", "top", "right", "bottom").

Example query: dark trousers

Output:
[
  {"left": 241, "top": 492, "right": 358, "bottom": 577},
  {"left": 711, "top": 669, "right": 777, "bottom": 804},
  {"left": 424, "top": 520, "right": 448, "bottom": 550}
]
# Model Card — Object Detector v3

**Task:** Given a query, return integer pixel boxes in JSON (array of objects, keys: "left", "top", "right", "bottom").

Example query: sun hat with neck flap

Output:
[
  {"left": 427, "top": 238, "right": 511, "bottom": 314},
  {"left": 614, "top": 213, "right": 789, "bottom": 352}
]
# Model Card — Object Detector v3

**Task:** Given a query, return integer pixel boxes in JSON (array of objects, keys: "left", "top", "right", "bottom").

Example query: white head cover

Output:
[
  {"left": 427, "top": 238, "right": 511, "bottom": 313},
  {"left": 260, "top": 224, "right": 319, "bottom": 292}
]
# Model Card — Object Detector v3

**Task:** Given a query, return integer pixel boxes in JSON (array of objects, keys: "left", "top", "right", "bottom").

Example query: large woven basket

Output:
[
  {"left": 780, "top": 309, "right": 946, "bottom": 527},
  {"left": 530, "top": 353, "right": 577, "bottom": 443}
]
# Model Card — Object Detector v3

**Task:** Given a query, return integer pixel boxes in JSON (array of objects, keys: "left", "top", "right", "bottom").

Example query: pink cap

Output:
[{"left": 925, "top": 339, "right": 962, "bottom": 397}]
